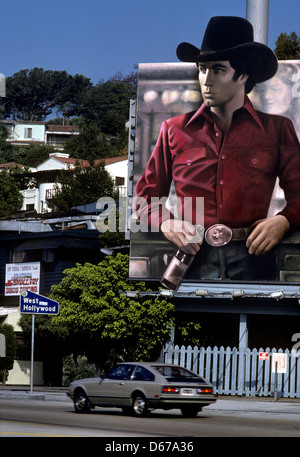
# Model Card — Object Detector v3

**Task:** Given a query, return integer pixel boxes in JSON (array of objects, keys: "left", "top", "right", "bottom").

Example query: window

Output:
[
  {"left": 115, "top": 176, "right": 125, "bottom": 186},
  {"left": 107, "top": 364, "right": 135, "bottom": 380},
  {"left": 24, "top": 128, "right": 32, "bottom": 139},
  {"left": 132, "top": 366, "right": 155, "bottom": 381},
  {"left": 153, "top": 365, "right": 204, "bottom": 383}
]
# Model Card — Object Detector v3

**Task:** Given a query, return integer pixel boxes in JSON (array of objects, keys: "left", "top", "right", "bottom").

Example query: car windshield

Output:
[{"left": 153, "top": 365, "right": 205, "bottom": 383}]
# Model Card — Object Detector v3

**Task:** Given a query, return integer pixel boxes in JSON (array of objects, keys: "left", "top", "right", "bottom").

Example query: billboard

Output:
[
  {"left": 128, "top": 61, "right": 300, "bottom": 290},
  {"left": 5, "top": 262, "right": 40, "bottom": 296}
]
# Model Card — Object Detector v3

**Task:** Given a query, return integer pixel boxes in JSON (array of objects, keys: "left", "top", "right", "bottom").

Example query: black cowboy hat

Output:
[{"left": 176, "top": 16, "right": 278, "bottom": 83}]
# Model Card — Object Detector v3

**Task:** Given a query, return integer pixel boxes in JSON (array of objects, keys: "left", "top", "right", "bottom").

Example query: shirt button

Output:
[
  {"left": 187, "top": 160, "right": 191, "bottom": 165},
  {"left": 221, "top": 154, "right": 226, "bottom": 160},
  {"left": 218, "top": 203, "right": 223, "bottom": 209},
  {"left": 215, "top": 132, "right": 219, "bottom": 137},
  {"left": 219, "top": 179, "right": 224, "bottom": 185},
  {"left": 252, "top": 158, "right": 258, "bottom": 164}
]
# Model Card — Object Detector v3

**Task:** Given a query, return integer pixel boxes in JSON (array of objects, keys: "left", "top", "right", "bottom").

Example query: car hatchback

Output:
[{"left": 67, "top": 362, "right": 216, "bottom": 417}]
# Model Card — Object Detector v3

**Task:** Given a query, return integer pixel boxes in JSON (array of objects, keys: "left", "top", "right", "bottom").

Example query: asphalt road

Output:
[{"left": 1, "top": 397, "right": 300, "bottom": 438}]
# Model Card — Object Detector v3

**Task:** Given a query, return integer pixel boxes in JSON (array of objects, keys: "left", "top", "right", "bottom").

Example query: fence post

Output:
[
  {"left": 212, "top": 346, "right": 219, "bottom": 393},
  {"left": 224, "top": 347, "right": 231, "bottom": 395}
]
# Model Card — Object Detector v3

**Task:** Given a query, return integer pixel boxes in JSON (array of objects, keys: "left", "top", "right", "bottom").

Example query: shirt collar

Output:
[{"left": 185, "top": 96, "right": 265, "bottom": 131}]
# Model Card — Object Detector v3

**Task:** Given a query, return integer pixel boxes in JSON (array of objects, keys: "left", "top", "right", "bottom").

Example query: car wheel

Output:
[
  {"left": 73, "top": 389, "right": 91, "bottom": 413},
  {"left": 131, "top": 393, "right": 149, "bottom": 417},
  {"left": 180, "top": 406, "right": 200, "bottom": 417}
]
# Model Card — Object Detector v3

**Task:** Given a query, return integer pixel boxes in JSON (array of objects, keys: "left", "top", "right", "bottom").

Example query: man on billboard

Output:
[{"left": 135, "top": 16, "right": 300, "bottom": 286}]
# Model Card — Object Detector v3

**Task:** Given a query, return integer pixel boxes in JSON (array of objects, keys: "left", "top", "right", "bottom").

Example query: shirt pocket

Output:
[
  {"left": 172, "top": 147, "right": 206, "bottom": 168},
  {"left": 240, "top": 147, "right": 277, "bottom": 175}
]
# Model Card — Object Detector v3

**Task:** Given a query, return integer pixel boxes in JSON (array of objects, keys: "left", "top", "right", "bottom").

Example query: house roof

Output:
[
  {"left": 49, "top": 155, "right": 128, "bottom": 167},
  {"left": 49, "top": 155, "right": 91, "bottom": 167},
  {"left": 46, "top": 124, "right": 81, "bottom": 133},
  {"left": 0, "top": 155, "right": 128, "bottom": 172},
  {"left": 0, "top": 162, "right": 24, "bottom": 169}
]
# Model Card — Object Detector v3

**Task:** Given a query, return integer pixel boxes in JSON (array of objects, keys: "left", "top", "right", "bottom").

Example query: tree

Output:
[
  {"left": 12, "top": 144, "right": 56, "bottom": 168},
  {"left": 0, "top": 123, "right": 13, "bottom": 163},
  {"left": 48, "top": 162, "right": 117, "bottom": 212},
  {"left": 63, "top": 124, "right": 123, "bottom": 162},
  {"left": 77, "top": 72, "right": 137, "bottom": 136},
  {"left": 275, "top": 32, "right": 300, "bottom": 60},
  {"left": 49, "top": 254, "right": 175, "bottom": 369},
  {"left": 3, "top": 68, "right": 92, "bottom": 121},
  {"left": 0, "top": 167, "right": 23, "bottom": 217},
  {"left": 0, "top": 324, "right": 17, "bottom": 384}
]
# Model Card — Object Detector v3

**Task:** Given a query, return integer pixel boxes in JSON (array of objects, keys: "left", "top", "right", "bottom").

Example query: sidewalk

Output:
[
  {"left": 1, "top": 386, "right": 300, "bottom": 415},
  {"left": 0, "top": 385, "right": 69, "bottom": 402}
]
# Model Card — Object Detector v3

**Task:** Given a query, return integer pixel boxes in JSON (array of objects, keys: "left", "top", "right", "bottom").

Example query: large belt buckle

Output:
[{"left": 205, "top": 224, "right": 232, "bottom": 247}]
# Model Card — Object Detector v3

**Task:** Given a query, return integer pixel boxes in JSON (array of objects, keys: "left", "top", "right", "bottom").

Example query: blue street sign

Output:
[{"left": 20, "top": 290, "right": 59, "bottom": 315}]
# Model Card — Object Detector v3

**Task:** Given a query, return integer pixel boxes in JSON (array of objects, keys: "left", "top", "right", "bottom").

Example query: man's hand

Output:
[
  {"left": 161, "top": 219, "right": 203, "bottom": 255},
  {"left": 246, "top": 215, "right": 290, "bottom": 255}
]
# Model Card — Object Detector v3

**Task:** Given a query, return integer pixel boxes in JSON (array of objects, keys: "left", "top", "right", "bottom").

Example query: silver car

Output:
[{"left": 67, "top": 362, "right": 216, "bottom": 417}]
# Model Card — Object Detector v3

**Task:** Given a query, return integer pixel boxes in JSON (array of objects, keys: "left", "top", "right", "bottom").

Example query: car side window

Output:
[
  {"left": 132, "top": 366, "right": 155, "bottom": 381},
  {"left": 107, "top": 364, "right": 134, "bottom": 380}
]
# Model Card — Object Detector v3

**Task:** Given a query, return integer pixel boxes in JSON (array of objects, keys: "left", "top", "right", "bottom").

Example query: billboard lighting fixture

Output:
[
  {"left": 195, "top": 289, "right": 209, "bottom": 296},
  {"left": 269, "top": 290, "right": 284, "bottom": 300},
  {"left": 231, "top": 290, "right": 245, "bottom": 298},
  {"left": 125, "top": 291, "right": 140, "bottom": 299},
  {"left": 159, "top": 289, "right": 174, "bottom": 298}
]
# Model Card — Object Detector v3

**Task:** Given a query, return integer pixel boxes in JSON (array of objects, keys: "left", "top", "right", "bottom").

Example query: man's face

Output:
[{"left": 198, "top": 60, "right": 242, "bottom": 108}]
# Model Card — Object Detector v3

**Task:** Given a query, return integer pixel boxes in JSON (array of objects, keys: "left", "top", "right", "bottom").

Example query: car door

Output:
[{"left": 93, "top": 364, "right": 135, "bottom": 406}]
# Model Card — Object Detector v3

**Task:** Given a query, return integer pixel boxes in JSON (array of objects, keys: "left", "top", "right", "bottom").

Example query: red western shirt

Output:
[{"left": 136, "top": 96, "right": 300, "bottom": 231}]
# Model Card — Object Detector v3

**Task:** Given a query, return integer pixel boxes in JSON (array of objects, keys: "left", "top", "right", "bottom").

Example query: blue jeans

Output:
[{"left": 186, "top": 241, "right": 277, "bottom": 281}]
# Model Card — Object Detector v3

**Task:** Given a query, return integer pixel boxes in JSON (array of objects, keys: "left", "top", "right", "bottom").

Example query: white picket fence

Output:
[{"left": 162, "top": 345, "right": 300, "bottom": 398}]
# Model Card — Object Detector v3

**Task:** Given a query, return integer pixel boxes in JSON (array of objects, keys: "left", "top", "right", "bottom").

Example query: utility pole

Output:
[{"left": 246, "top": 0, "right": 269, "bottom": 45}]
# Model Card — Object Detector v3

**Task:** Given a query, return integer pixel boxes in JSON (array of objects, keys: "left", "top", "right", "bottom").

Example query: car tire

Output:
[
  {"left": 73, "top": 389, "right": 91, "bottom": 413},
  {"left": 131, "top": 393, "right": 149, "bottom": 417},
  {"left": 180, "top": 406, "right": 200, "bottom": 417}
]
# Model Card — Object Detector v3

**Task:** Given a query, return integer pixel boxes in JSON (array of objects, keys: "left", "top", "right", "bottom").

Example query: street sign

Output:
[
  {"left": 20, "top": 290, "right": 59, "bottom": 315},
  {"left": 259, "top": 352, "right": 269, "bottom": 361}
]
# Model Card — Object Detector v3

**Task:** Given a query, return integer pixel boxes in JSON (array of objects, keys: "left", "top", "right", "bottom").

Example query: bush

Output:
[{"left": 62, "top": 354, "right": 99, "bottom": 386}]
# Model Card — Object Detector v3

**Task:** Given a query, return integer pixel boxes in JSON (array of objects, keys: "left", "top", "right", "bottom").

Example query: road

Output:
[{"left": 1, "top": 397, "right": 300, "bottom": 438}]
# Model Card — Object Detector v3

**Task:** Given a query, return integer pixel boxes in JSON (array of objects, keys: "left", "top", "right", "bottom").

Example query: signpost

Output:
[
  {"left": 19, "top": 290, "right": 59, "bottom": 394},
  {"left": 271, "top": 353, "right": 287, "bottom": 401}
]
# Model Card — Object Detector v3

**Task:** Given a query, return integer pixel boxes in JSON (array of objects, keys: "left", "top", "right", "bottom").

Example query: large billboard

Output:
[{"left": 128, "top": 61, "right": 300, "bottom": 290}]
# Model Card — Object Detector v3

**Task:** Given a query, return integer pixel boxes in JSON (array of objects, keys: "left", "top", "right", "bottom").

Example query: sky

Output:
[{"left": 0, "top": 0, "right": 299, "bottom": 85}]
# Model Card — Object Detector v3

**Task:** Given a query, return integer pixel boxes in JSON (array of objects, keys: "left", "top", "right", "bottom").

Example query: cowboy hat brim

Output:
[{"left": 176, "top": 41, "right": 278, "bottom": 83}]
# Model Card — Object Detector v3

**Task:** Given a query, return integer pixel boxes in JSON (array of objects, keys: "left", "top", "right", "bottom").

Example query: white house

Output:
[
  {"left": 20, "top": 153, "right": 128, "bottom": 213},
  {"left": 2, "top": 120, "right": 80, "bottom": 148},
  {"left": 3, "top": 120, "right": 46, "bottom": 145}
]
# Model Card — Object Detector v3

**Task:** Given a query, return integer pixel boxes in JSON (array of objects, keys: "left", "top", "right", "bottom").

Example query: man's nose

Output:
[{"left": 204, "top": 70, "right": 213, "bottom": 86}]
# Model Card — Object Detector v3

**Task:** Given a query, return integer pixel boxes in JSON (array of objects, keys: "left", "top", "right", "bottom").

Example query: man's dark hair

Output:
[{"left": 230, "top": 60, "right": 257, "bottom": 94}]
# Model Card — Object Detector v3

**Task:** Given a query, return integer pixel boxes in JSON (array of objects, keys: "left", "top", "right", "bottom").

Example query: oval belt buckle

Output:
[{"left": 205, "top": 224, "right": 233, "bottom": 247}]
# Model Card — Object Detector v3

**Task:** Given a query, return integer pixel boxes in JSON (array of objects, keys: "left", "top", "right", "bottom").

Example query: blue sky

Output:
[{"left": 0, "top": 0, "right": 299, "bottom": 84}]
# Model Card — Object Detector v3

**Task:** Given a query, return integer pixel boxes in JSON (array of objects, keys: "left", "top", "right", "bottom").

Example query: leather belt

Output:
[{"left": 204, "top": 224, "right": 252, "bottom": 247}]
